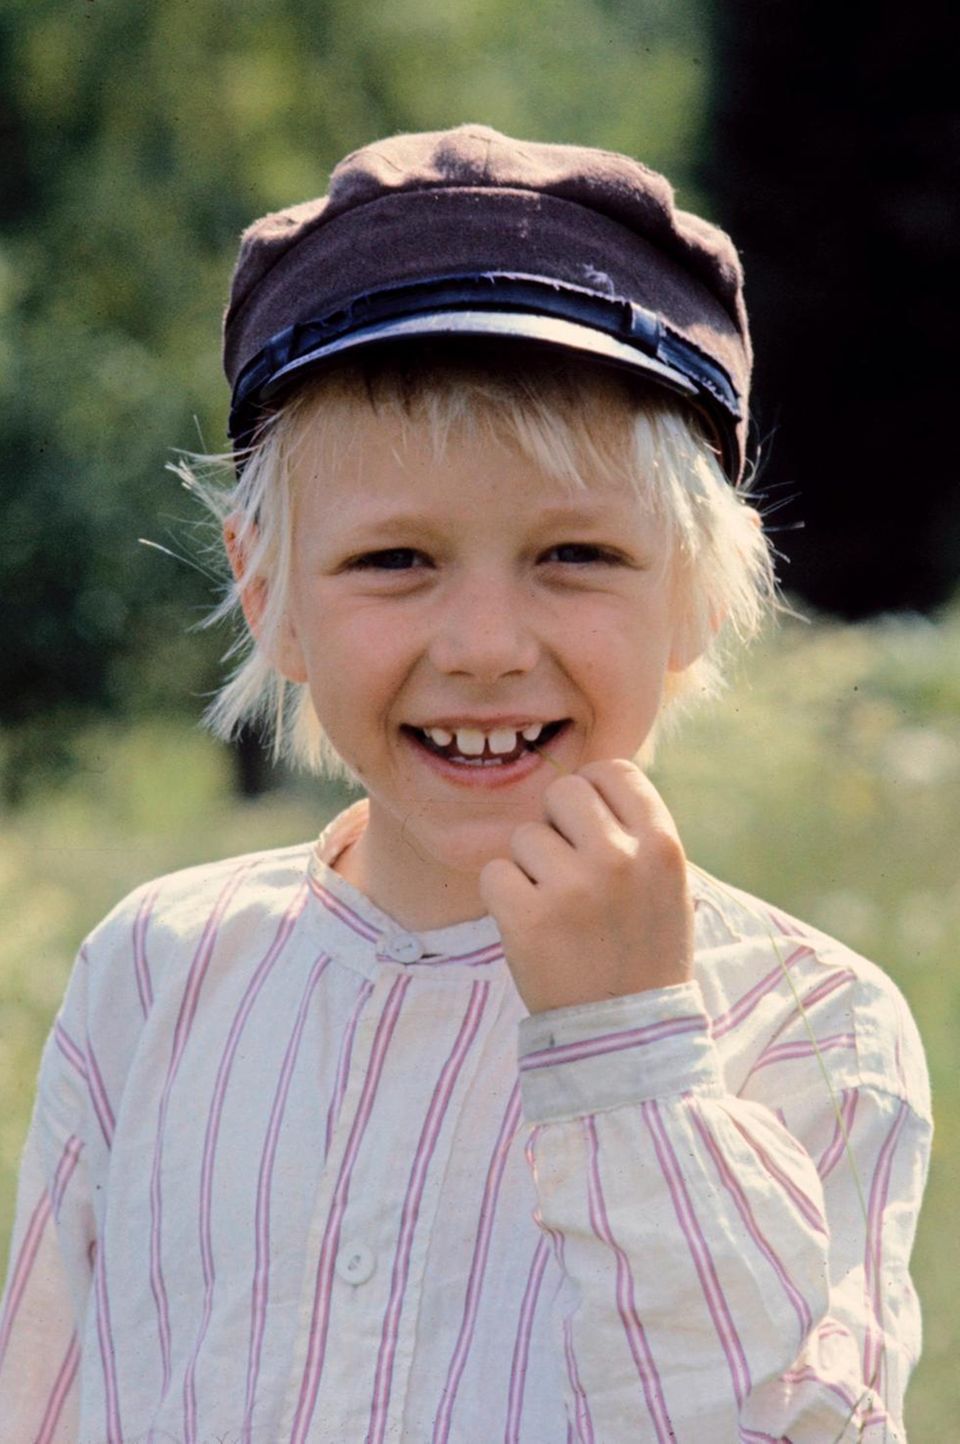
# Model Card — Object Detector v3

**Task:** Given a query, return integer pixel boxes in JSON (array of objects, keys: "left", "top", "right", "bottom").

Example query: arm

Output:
[
  {"left": 518, "top": 984, "right": 929, "bottom": 1442},
  {"left": 481, "top": 759, "right": 929, "bottom": 1441},
  {"left": 0, "top": 972, "right": 98, "bottom": 1440}
]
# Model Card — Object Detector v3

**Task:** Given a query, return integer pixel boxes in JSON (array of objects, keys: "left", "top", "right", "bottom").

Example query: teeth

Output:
[
  {"left": 419, "top": 721, "right": 553, "bottom": 756},
  {"left": 454, "top": 727, "right": 486, "bottom": 756}
]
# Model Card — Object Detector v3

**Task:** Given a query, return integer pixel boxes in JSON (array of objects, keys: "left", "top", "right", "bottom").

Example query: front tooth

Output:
[
  {"left": 426, "top": 726, "right": 453, "bottom": 746},
  {"left": 455, "top": 727, "right": 485, "bottom": 756},
  {"left": 488, "top": 727, "right": 519, "bottom": 755},
  {"left": 521, "top": 723, "right": 544, "bottom": 742}
]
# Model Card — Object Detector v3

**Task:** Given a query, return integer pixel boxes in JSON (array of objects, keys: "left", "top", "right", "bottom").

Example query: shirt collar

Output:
[{"left": 308, "top": 800, "right": 505, "bottom": 971}]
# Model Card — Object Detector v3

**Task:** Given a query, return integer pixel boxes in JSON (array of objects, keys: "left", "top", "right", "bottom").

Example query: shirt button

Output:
[
  {"left": 383, "top": 931, "right": 424, "bottom": 963},
  {"left": 335, "top": 1242, "right": 376, "bottom": 1286}
]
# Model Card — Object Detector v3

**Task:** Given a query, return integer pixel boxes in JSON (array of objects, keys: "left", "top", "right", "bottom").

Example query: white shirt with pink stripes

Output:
[{"left": 0, "top": 799, "right": 930, "bottom": 1443}]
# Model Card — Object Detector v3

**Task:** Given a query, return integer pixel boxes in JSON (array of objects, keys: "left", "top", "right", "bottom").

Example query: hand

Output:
[{"left": 479, "top": 759, "right": 694, "bottom": 1015}]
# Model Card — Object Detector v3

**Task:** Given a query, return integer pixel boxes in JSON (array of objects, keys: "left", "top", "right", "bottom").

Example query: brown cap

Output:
[{"left": 224, "top": 124, "right": 752, "bottom": 481}]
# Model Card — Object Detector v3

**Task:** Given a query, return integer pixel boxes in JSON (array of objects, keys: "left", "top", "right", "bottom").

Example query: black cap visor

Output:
[{"left": 229, "top": 274, "right": 742, "bottom": 479}]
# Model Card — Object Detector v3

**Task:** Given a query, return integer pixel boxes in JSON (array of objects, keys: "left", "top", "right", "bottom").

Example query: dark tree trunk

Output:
[
  {"left": 703, "top": 0, "right": 960, "bottom": 617},
  {"left": 233, "top": 727, "right": 273, "bottom": 798}
]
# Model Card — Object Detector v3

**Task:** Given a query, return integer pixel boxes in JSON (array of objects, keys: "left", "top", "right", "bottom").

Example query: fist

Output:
[{"left": 479, "top": 759, "right": 693, "bottom": 1015}]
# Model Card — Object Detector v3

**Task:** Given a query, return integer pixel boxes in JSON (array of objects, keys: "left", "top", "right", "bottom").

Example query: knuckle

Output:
[
  {"left": 647, "top": 825, "right": 687, "bottom": 874},
  {"left": 545, "top": 772, "right": 585, "bottom": 804},
  {"left": 606, "top": 835, "right": 639, "bottom": 873}
]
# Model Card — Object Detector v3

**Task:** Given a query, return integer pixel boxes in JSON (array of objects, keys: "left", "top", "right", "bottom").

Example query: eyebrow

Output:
[{"left": 338, "top": 500, "right": 620, "bottom": 542}]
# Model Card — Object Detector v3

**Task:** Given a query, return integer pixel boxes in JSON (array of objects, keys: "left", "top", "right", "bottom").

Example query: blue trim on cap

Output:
[{"left": 229, "top": 272, "right": 742, "bottom": 479}]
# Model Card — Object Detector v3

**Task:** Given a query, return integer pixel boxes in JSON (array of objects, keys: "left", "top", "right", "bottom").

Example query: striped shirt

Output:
[{"left": 0, "top": 799, "right": 931, "bottom": 1442}]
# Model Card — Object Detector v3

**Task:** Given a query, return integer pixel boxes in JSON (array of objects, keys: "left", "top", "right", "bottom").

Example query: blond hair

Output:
[{"left": 178, "top": 351, "right": 778, "bottom": 780}]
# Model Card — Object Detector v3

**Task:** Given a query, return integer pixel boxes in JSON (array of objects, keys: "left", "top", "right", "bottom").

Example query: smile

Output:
[{"left": 401, "top": 719, "right": 569, "bottom": 767}]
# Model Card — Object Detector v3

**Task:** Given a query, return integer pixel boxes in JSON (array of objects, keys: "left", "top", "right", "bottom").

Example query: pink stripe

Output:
[
  {"left": 740, "top": 1032, "right": 856, "bottom": 1089},
  {"left": 55, "top": 1020, "right": 115, "bottom": 1149},
  {"left": 53, "top": 1020, "right": 87, "bottom": 1081},
  {"left": 539, "top": 1216, "right": 594, "bottom": 1444},
  {"left": 818, "top": 1089, "right": 859, "bottom": 1181},
  {"left": 750, "top": 970, "right": 858, "bottom": 1063},
  {"left": 781, "top": 1362, "right": 859, "bottom": 1414},
  {"left": 241, "top": 953, "right": 331, "bottom": 1444},
  {"left": 642, "top": 1098, "right": 751, "bottom": 1406},
  {"left": 432, "top": 1085, "right": 524, "bottom": 1444},
  {"left": 796, "top": 968, "right": 856, "bottom": 1013},
  {"left": 368, "top": 982, "right": 490, "bottom": 1443},
  {"left": 132, "top": 882, "right": 161, "bottom": 1016},
  {"left": 94, "top": 1226, "right": 122, "bottom": 1443},
  {"left": 85, "top": 1035, "right": 116, "bottom": 1148},
  {"left": 290, "top": 975, "right": 411, "bottom": 1444},
  {"left": 769, "top": 905, "right": 806, "bottom": 938},
  {"left": 818, "top": 1320, "right": 856, "bottom": 1343},
  {"left": 147, "top": 862, "right": 254, "bottom": 1404},
  {"left": 863, "top": 1100, "right": 909, "bottom": 1387},
  {"left": 520, "top": 1014, "right": 706, "bottom": 1072},
  {"left": 324, "top": 980, "right": 375, "bottom": 1160},
  {"left": 690, "top": 1106, "right": 814, "bottom": 1338},
  {"left": 711, "top": 945, "right": 814, "bottom": 1038},
  {"left": 0, "top": 1190, "right": 51, "bottom": 1368},
  {"left": 441, "top": 941, "right": 504, "bottom": 967},
  {"left": 728, "top": 1115, "right": 828, "bottom": 1237},
  {"left": 505, "top": 1233, "right": 551, "bottom": 1443},
  {"left": 585, "top": 1114, "right": 675, "bottom": 1442},
  {"left": 35, "top": 1332, "right": 81, "bottom": 1444},
  {"left": 307, "top": 875, "right": 381, "bottom": 941},
  {"left": 50, "top": 1134, "right": 84, "bottom": 1219},
  {"left": 0, "top": 1135, "right": 79, "bottom": 1364},
  {"left": 182, "top": 886, "right": 307, "bottom": 1443}
]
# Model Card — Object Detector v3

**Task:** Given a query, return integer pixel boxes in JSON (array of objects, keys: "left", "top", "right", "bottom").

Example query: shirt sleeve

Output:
[
  {"left": 517, "top": 980, "right": 931, "bottom": 1443},
  {"left": 0, "top": 964, "right": 98, "bottom": 1441}
]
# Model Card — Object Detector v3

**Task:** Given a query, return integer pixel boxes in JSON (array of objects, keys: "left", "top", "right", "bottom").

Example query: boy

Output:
[{"left": 0, "top": 125, "right": 930, "bottom": 1442}]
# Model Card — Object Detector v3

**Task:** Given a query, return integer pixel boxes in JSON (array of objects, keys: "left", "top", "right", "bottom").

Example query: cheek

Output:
[{"left": 294, "top": 603, "right": 414, "bottom": 718}]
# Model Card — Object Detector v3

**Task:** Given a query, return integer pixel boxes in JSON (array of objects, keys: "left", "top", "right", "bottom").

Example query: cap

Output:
[{"left": 223, "top": 124, "right": 752, "bottom": 482}]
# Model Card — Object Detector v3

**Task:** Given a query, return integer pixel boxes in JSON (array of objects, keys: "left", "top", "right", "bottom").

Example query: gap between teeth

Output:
[{"left": 422, "top": 722, "right": 545, "bottom": 755}]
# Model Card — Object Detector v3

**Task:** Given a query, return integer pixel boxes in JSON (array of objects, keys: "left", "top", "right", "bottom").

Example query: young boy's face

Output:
[{"left": 275, "top": 397, "right": 693, "bottom": 916}]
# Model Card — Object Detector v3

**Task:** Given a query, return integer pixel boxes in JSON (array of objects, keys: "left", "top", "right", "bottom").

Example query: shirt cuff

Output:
[{"left": 517, "top": 981, "right": 721, "bottom": 1123}]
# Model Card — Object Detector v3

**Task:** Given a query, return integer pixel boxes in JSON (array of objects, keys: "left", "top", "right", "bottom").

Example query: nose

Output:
[{"left": 428, "top": 570, "right": 540, "bottom": 680}]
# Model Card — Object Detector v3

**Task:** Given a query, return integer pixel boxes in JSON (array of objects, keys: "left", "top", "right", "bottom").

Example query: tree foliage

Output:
[{"left": 0, "top": 0, "right": 710, "bottom": 795}]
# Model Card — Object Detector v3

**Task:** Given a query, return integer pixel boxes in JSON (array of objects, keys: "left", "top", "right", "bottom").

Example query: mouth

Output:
[{"left": 400, "top": 719, "right": 570, "bottom": 771}]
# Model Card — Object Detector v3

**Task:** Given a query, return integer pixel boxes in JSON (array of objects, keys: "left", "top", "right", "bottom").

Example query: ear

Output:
[
  {"left": 667, "top": 613, "right": 719, "bottom": 674},
  {"left": 223, "top": 514, "right": 308, "bottom": 683},
  {"left": 666, "top": 578, "right": 724, "bottom": 675}
]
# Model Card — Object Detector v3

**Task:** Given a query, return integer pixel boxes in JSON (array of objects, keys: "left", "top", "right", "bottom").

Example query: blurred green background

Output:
[{"left": 1, "top": 0, "right": 957, "bottom": 1434}]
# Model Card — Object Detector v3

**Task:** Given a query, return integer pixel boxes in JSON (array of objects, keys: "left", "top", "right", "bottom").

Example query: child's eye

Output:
[
  {"left": 541, "top": 543, "right": 621, "bottom": 565},
  {"left": 349, "top": 548, "right": 430, "bottom": 571}
]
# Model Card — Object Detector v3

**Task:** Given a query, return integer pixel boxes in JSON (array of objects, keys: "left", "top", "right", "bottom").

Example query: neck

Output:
[{"left": 333, "top": 814, "right": 490, "bottom": 932}]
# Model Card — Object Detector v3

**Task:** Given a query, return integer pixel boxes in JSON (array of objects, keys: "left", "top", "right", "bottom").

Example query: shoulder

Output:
[
  {"left": 89, "top": 841, "right": 314, "bottom": 948},
  {"left": 689, "top": 866, "right": 930, "bottom": 1120},
  {"left": 63, "top": 841, "right": 316, "bottom": 1030}
]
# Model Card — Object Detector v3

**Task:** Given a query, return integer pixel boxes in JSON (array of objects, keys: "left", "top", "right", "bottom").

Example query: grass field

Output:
[{"left": 1, "top": 602, "right": 958, "bottom": 1435}]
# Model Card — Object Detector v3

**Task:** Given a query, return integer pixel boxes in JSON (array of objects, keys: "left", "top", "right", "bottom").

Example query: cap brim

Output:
[{"left": 257, "top": 309, "right": 701, "bottom": 407}]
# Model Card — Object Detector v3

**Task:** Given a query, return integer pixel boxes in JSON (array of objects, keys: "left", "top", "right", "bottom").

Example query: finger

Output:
[
  {"left": 541, "top": 772, "right": 622, "bottom": 851},
  {"left": 478, "top": 856, "right": 536, "bottom": 917},
  {"left": 508, "top": 819, "right": 574, "bottom": 885},
  {"left": 575, "top": 758, "right": 674, "bottom": 836}
]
